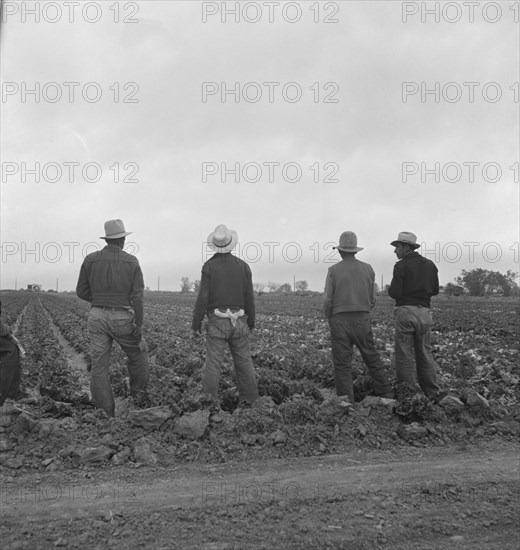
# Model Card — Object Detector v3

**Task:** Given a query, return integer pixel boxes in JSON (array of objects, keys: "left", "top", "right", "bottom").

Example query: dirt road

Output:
[{"left": 2, "top": 442, "right": 518, "bottom": 549}]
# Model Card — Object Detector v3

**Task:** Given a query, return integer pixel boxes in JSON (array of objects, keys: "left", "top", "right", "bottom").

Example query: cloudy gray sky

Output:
[{"left": 1, "top": 1, "right": 518, "bottom": 291}]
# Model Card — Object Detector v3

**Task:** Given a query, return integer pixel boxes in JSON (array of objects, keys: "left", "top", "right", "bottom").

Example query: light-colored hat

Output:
[
  {"left": 207, "top": 224, "right": 238, "bottom": 253},
  {"left": 390, "top": 231, "right": 420, "bottom": 249},
  {"left": 333, "top": 231, "right": 363, "bottom": 253},
  {"left": 100, "top": 219, "right": 132, "bottom": 239}
]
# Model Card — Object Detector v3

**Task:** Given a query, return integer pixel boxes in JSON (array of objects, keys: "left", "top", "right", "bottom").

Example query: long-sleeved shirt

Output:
[
  {"left": 192, "top": 253, "right": 255, "bottom": 331},
  {"left": 76, "top": 244, "right": 145, "bottom": 325},
  {"left": 388, "top": 251, "right": 439, "bottom": 308},
  {"left": 323, "top": 257, "right": 377, "bottom": 319}
]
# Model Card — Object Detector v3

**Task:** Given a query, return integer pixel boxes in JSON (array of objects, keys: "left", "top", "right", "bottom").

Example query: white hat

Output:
[
  {"left": 390, "top": 231, "right": 420, "bottom": 249},
  {"left": 100, "top": 219, "right": 132, "bottom": 239},
  {"left": 207, "top": 224, "right": 238, "bottom": 253}
]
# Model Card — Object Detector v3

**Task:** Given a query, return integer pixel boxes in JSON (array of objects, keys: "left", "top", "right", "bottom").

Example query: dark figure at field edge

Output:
[
  {"left": 192, "top": 224, "right": 259, "bottom": 406},
  {"left": 76, "top": 219, "right": 149, "bottom": 417},
  {"left": 0, "top": 301, "right": 24, "bottom": 406},
  {"left": 388, "top": 231, "right": 440, "bottom": 396},
  {"left": 323, "top": 231, "right": 393, "bottom": 403}
]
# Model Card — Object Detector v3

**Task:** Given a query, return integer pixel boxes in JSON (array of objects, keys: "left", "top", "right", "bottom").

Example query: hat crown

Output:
[
  {"left": 207, "top": 224, "right": 238, "bottom": 253},
  {"left": 212, "top": 224, "right": 233, "bottom": 247},
  {"left": 105, "top": 219, "right": 125, "bottom": 235},
  {"left": 101, "top": 219, "right": 132, "bottom": 239},
  {"left": 396, "top": 231, "right": 417, "bottom": 245},
  {"left": 390, "top": 231, "right": 420, "bottom": 249},
  {"left": 335, "top": 231, "right": 363, "bottom": 252},
  {"left": 338, "top": 231, "right": 358, "bottom": 249}
]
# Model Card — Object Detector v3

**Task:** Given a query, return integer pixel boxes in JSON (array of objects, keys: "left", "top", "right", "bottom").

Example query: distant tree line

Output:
[
  {"left": 181, "top": 269, "right": 519, "bottom": 297},
  {"left": 380, "top": 269, "right": 518, "bottom": 298},
  {"left": 455, "top": 269, "right": 518, "bottom": 297},
  {"left": 180, "top": 278, "right": 309, "bottom": 294}
]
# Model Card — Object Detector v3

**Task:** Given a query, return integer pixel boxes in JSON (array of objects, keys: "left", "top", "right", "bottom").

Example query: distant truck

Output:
[{"left": 27, "top": 284, "right": 42, "bottom": 292}]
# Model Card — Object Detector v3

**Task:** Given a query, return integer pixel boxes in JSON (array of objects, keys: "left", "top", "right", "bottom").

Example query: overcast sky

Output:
[{"left": 1, "top": 1, "right": 518, "bottom": 291}]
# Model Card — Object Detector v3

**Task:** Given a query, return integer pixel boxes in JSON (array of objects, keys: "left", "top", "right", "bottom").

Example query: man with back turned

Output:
[
  {"left": 192, "top": 224, "right": 259, "bottom": 406},
  {"left": 323, "top": 231, "right": 393, "bottom": 403},
  {"left": 388, "top": 231, "right": 440, "bottom": 396},
  {"left": 76, "top": 219, "right": 149, "bottom": 417}
]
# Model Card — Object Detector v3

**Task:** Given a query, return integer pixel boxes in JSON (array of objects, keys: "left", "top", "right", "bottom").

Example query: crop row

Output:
[
  {"left": 5, "top": 291, "right": 519, "bottom": 415},
  {"left": 15, "top": 296, "right": 84, "bottom": 402},
  {"left": 39, "top": 293, "right": 90, "bottom": 355},
  {"left": 0, "top": 291, "right": 33, "bottom": 327}
]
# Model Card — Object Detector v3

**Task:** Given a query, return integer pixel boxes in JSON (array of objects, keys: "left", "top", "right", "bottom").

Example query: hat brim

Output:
[
  {"left": 100, "top": 231, "right": 132, "bottom": 239},
  {"left": 334, "top": 246, "right": 363, "bottom": 252},
  {"left": 390, "top": 240, "right": 420, "bottom": 249},
  {"left": 207, "top": 229, "right": 238, "bottom": 253}
]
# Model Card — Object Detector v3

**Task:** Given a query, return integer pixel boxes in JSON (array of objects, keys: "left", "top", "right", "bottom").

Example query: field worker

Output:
[
  {"left": 76, "top": 219, "right": 149, "bottom": 417},
  {"left": 0, "top": 301, "right": 24, "bottom": 406},
  {"left": 323, "top": 231, "right": 393, "bottom": 403},
  {"left": 388, "top": 231, "right": 440, "bottom": 396},
  {"left": 192, "top": 224, "right": 259, "bottom": 406}
]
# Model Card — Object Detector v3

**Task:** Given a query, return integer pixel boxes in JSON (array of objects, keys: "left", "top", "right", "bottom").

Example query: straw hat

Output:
[{"left": 207, "top": 224, "right": 238, "bottom": 253}]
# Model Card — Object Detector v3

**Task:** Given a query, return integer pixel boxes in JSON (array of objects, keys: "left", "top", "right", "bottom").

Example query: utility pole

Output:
[
  {"left": 15, "top": 279, "right": 17, "bottom": 291},
  {"left": 157, "top": 276, "right": 160, "bottom": 292},
  {"left": 293, "top": 275, "right": 296, "bottom": 292},
  {"left": 56, "top": 278, "right": 59, "bottom": 292}
]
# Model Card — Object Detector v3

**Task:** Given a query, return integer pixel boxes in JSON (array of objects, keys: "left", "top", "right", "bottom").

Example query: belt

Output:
[{"left": 92, "top": 305, "right": 131, "bottom": 311}]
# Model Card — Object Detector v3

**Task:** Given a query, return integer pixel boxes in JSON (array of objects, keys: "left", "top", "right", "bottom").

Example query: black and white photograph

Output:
[{"left": 1, "top": 1, "right": 519, "bottom": 548}]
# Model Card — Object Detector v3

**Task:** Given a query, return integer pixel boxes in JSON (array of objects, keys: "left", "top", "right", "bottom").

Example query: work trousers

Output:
[
  {"left": 394, "top": 305, "right": 439, "bottom": 396},
  {"left": 87, "top": 307, "right": 149, "bottom": 416},
  {"left": 329, "top": 312, "right": 392, "bottom": 403},
  {"left": 202, "top": 315, "right": 259, "bottom": 404}
]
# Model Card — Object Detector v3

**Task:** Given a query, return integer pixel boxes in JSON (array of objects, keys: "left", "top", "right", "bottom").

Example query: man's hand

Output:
[
  {"left": 132, "top": 325, "right": 143, "bottom": 341},
  {"left": 192, "top": 328, "right": 202, "bottom": 338}
]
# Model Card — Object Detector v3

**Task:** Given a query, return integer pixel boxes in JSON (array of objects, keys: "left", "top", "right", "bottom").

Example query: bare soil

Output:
[
  {"left": 1, "top": 440, "right": 518, "bottom": 550},
  {"left": 2, "top": 294, "right": 518, "bottom": 549}
]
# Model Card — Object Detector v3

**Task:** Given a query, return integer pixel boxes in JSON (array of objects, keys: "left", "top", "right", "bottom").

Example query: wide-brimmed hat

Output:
[
  {"left": 390, "top": 231, "right": 420, "bottom": 249},
  {"left": 207, "top": 224, "right": 238, "bottom": 253},
  {"left": 100, "top": 219, "right": 132, "bottom": 239},
  {"left": 333, "top": 231, "right": 363, "bottom": 253}
]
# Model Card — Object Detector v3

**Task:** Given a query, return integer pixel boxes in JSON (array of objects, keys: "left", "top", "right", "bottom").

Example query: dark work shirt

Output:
[
  {"left": 192, "top": 253, "right": 255, "bottom": 331},
  {"left": 388, "top": 252, "right": 439, "bottom": 308},
  {"left": 76, "top": 244, "right": 145, "bottom": 324}
]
